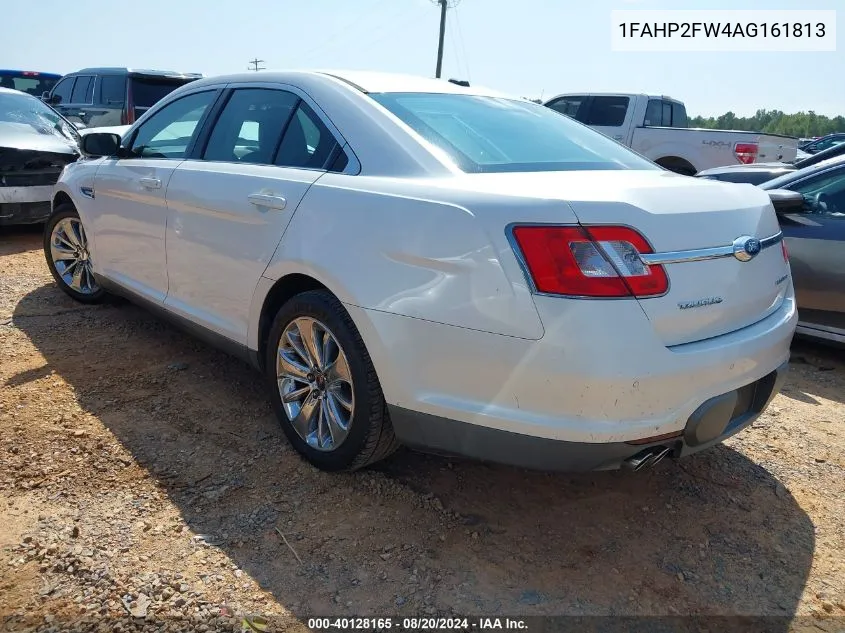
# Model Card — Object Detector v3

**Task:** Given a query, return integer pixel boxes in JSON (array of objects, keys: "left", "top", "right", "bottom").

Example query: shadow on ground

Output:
[
  {"left": 0, "top": 224, "right": 44, "bottom": 257},
  {"left": 12, "top": 282, "right": 815, "bottom": 627},
  {"left": 780, "top": 339, "right": 845, "bottom": 407}
]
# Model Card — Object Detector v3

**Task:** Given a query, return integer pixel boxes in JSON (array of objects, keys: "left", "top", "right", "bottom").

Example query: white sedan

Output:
[{"left": 47, "top": 71, "right": 797, "bottom": 473}]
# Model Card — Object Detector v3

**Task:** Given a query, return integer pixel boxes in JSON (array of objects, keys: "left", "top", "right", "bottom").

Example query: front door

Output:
[
  {"left": 780, "top": 165, "right": 845, "bottom": 335},
  {"left": 87, "top": 89, "right": 220, "bottom": 303}
]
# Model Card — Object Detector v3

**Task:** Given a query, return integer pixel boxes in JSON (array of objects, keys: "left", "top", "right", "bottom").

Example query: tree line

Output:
[{"left": 689, "top": 110, "right": 845, "bottom": 138}]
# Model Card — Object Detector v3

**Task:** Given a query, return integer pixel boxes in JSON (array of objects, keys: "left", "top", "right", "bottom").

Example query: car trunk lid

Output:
[{"left": 467, "top": 170, "right": 790, "bottom": 347}]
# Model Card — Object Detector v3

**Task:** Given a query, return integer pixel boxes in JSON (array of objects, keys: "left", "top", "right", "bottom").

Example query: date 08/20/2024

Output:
[{"left": 307, "top": 618, "right": 527, "bottom": 630}]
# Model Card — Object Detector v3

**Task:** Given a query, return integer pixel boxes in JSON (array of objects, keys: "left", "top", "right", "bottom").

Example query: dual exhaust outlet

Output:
[{"left": 622, "top": 445, "right": 673, "bottom": 471}]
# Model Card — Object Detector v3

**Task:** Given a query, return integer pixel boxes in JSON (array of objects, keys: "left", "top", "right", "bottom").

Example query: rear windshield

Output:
[
  {"left": 369, "top": 92, "right": 659, "bottom": 173},
  {"left": 130, "top": 77, "right": 199, "bottom": 108},
  {"left": 0, "top": 71, "right": 60, "bottom": 97}
]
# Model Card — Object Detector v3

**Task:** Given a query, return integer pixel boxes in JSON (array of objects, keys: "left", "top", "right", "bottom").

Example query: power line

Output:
[
  {"left": 248, "top": 58, "right": 266, "bottom": 72},
  {"left": 430, "top": 0, "right": 461, "bottom": 78}
]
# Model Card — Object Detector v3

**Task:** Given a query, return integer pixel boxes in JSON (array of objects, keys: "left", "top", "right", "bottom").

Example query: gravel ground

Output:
[{"left": 1, "top": 225, "right": 844, "bottom": 633}]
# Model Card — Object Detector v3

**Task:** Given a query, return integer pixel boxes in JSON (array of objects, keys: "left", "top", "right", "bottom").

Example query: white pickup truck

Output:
[{"left": 544, "top": 93, "right": 798, "bottom": 175}]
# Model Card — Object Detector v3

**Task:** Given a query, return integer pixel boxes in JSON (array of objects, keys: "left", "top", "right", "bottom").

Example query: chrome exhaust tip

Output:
[
  {"left": 649, "top": 446, "right": 673, "bottom": 467},
  {"left": 622, "top": 446, "right": 672, "bottom": 471}
]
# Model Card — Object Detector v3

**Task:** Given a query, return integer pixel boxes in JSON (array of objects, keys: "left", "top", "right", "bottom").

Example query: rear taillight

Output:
[
  {"left": 781, "top": 239, "right": 789, "bottom": 262},
  {"left": 734, "top": 142, "right": 758, "bottom": 164},
  {"left": 510, "top": 225, "right": 669, "bottom": 298}
]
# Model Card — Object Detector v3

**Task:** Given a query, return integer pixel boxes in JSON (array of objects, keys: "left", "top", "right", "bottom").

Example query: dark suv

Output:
[{"left": 43, "top": 67, "right": 202, "bottom": 128}]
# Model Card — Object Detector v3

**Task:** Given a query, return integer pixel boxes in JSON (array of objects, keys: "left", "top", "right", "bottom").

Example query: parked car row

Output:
[{"left": 1, "top": 66, "right": 200, "bottom": 226}]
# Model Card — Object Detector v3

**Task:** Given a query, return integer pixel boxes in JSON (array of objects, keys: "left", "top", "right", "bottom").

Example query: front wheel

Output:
[
  {"left": 43, "top": 204, "right": 107, "bottom": 304},
  {"left": 265, "top": 290, "right": 399, "bottom": 471}
]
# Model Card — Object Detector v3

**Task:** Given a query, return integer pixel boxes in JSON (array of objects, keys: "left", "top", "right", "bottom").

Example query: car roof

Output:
[
  {"left": 760, "top": 153, "right": 845, "bottom": 189},
  {"left": 185, "top": 69, "right": 515, "bottom": 99},
  {"left": 69, "top": 67, "right": 202, "bottom": 78},
  {"left": 0, "top": 69, "right": 62, "bottom": 78}
]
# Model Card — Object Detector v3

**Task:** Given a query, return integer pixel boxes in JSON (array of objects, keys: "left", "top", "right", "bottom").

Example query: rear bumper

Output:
[{"left": 389, "top": 359, "right": 789, "bottom": 472}]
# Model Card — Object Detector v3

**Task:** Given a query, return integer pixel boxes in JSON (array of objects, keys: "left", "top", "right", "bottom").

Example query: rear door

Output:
[
  {"left": 163, "top": 85, "right": 347, "bottom": 344},
  {"left": 775, "top": 165, "right": 845, "bottom": 335}
]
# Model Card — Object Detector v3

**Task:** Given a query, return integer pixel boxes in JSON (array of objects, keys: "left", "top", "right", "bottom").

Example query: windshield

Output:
[
  {"left": 0, "top": 91, "right": 78, "bottom": 143},
  {"left": 370, "top": 92, "right": 659, "bottom": 173},
  {"left": 0, "top": 71, "right": 60, "bottom": 97}
]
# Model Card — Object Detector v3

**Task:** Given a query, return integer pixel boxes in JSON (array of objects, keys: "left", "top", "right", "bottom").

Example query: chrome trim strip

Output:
[{"left": 640, "top": 231, "right": 783, "bottom": 266}]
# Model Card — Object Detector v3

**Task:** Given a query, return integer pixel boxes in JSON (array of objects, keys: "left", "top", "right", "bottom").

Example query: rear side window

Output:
[
  {"left": 585, "top": 96, "right": 629, "bottom": 127},
  {"left": 546, "top": 96, "right": 586, "bottom": 121},
  {"left": 202, "top": 88, "right": 299, "bottom": 164},
  {"left": 275, "top": 101, "right": 341, "bottom": 170},
  {"left": 51, "top": 77, "right": 75, "bottom": 104},
  {"left": 70, "top": 76, "right": 94, "bottom": 104},
  {"left": 99, "top": 75, "right": 126, "bottom": 105},
  {"left": 645, "top": 100, "right": 663, "bottom": 126}
]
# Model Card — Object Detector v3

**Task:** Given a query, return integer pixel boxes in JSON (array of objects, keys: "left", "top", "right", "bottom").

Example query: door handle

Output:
[
  {"left": 247, "top": 193, "right": 287, "bottom": 210},
  {"left": 139, "top": 177, "right": 161, "bottom": 189}
]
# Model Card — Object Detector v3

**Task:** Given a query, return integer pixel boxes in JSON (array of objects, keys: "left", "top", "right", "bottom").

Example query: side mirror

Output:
[
  {"left": 80, "top": 133, "right": 123, "bottom": 158},
  {"left": 766, "top": 189, "right": 806, "bottom": 215},
  {"left": 41, "top": 91, "right": 51, "bottom": 102}
]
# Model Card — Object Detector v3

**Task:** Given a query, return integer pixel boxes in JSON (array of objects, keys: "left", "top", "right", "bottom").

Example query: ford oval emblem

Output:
[{"left": 733, "top": 236, "right": 762, "bottom": 262}]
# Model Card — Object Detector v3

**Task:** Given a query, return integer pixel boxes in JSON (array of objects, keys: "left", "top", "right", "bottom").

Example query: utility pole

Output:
[
  {"left": 431, "top": 0, "right": 460, "bottom": 78},
  {"left": 248, "top": 58, "right": 266, "bottom": 72}
]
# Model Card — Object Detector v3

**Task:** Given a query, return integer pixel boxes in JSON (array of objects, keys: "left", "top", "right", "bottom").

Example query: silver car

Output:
[{"left": 762, "top": 155, "right": 845, "bottom": 344}]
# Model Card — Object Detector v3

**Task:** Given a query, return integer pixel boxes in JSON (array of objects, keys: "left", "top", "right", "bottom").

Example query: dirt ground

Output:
[{"left": 1, "top": 225, "right": 843, "bottom": 633}]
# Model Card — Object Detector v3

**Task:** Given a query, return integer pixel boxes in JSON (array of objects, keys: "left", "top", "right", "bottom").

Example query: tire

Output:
[
  {"left": 266, "top": 289, "right": 399, "bottom": 471},
  {"left": 43, "top": 204, "right": 107, "bottom": 304}
]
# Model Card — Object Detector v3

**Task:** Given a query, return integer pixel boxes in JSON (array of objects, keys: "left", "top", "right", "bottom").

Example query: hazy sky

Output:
[{"left": 3, "top": 0, "right": 841, "bottom": 117}]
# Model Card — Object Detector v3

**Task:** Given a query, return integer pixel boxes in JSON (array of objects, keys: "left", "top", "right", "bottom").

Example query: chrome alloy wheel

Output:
[
  {"left": 276, "top": 317, "right": 355, "bottom": 452},
  {"left": 49, "top": 218, "right": 99, "bottom": 295}
]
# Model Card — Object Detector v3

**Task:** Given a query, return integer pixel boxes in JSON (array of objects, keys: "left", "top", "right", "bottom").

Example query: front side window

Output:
[
  {"left": 203, "top": 88, "right": 298, "bottom": 164},
  {"left": 585, "top": 96, "right": 629, "bottom": 127},
  {"left": 128, "top": 90, "right": 217, "bottom": 159},
  {"left": 370, "top": 92, "right": 658, "bottom": 173},
  {"left": 51, "top": 77, "right": 75, "bottom": 105},
  {"left": 788, "top": 168, "right": 845, "bottom": 216}
]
